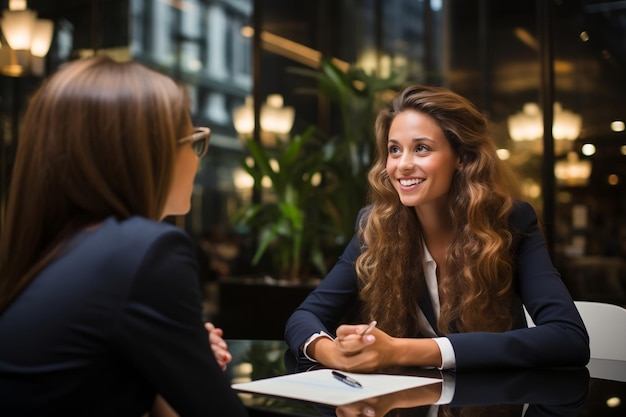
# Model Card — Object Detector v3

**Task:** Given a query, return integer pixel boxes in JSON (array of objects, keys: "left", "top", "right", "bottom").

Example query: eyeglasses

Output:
[{"left": 178, "top": 127, "right": 211, "bottom": 158}]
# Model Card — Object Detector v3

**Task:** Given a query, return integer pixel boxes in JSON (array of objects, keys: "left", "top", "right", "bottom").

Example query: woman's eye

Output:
[
  {"left": 416, "top": 144, "right": 429, "bottom": 152},
  {"left": 388, "top": 145, "right": 400, "bottom": 154}
]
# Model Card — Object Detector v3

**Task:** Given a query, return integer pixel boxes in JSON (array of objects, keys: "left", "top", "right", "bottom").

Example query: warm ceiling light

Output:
[
  {"left": 581, "top": 143, "right": 596, "bottom": 156},
  {"left": 232, "top": 96, "right": 254, "bottom": 136},
  {"left": 508, "top": 102, "right": 582, "bottom": 143},
  {"left": 9, "top": 0, "right": 27, "bottom": 10},
  {"left": 554, "top": 152, "right": 592, "bottom": 187},
  {"left": 240, "top": 25, "right": 254, "bottom": 38},
  {"left": 232, "top": 94, "right": 295, "bottom": 146},
  {"left": 496, "top": 149, "right": 510, "bottom": 160},
  {"left": 552, "top": 103, "right": 582, "bottom": 141},
  {"left": 232, "top": 167, "right": 254, "bottom": 191},
  {"left": 514, "top": 27, "right": 538, "bottom": 50},
  {"left": 507, "top": 103, "right": 543, "bottom": 142},
  {"left": 611, "top": 120, "right": 625, "bottom": 132},
  {"left": 30, "top": 18, "right": 53, "bottom": 57},
  {"left": 0, "top": 0, "right": 54, "bottom": 76},
  {"left": 260, "top": 94, "right": 294, "bottom": 135},
  {"left": 260, "top": 30, "right": 349, "bottom": 71},
  {"left": 1, "top": 7, "right": 36, "bottom": 50}
]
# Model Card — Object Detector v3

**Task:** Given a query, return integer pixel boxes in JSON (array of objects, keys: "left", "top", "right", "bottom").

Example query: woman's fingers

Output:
[{"left": 205, "top": 322, "right": 232, "bottom": 370}]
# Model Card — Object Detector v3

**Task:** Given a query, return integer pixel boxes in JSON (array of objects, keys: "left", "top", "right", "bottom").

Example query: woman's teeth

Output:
[{"left": 399, "top": 178, "right": 424, "bottom": 186}]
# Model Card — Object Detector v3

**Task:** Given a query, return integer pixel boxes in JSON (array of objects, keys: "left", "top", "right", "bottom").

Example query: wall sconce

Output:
[
  {"left": 507, "top": 102, "right": 582, "bottom": 154},
  {"left": 232, "top": 94, "right": 295, "bottom": 147},
  {"left": 0, "top": 0, "right": 54, "bottom": 77},
  {"left": 554, "top": 151, "right": 592, "bottom": 187}
]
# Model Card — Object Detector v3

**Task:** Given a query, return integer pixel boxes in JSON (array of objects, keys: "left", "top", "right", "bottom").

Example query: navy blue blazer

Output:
[
  {"left": 0, "top": 217, "right": 248, "bottom": 417},
  {"left": 284, "top": 201, "right": 590, "bottom": 370}
]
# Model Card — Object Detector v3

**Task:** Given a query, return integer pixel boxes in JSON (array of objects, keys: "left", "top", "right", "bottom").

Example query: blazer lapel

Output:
[{"left": 419, "top": 289, "right": 440, "bottom": 335}]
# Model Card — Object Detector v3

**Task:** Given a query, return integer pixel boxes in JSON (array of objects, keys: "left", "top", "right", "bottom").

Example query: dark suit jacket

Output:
[
  {"left": 284, "top": 200, "right": 589, "bottom": 370},
  {"left": 0, "top": 217, "right": 248, "bottom": 417}
]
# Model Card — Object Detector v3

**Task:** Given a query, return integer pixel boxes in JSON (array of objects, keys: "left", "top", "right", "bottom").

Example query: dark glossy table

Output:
[{"left": 225, "top": 339, "right": 626, "bottom": 417}]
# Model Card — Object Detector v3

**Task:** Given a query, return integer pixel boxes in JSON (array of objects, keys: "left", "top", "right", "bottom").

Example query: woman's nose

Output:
[{"left": 398, "top": 151, "right": 414, "bottom": 171}]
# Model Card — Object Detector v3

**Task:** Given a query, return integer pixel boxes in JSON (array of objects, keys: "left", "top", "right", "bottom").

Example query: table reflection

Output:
[
  {"left": 306, "top": 367, "right": 589, "bottom": 417},
  {"left": 226, "top": 340, "right": 624, "bottom": 417}
]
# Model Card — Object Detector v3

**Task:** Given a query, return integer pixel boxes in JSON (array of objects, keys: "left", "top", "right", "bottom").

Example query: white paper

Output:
[{"left": 231, "top": 369, "right": 441, "bottom": 406}]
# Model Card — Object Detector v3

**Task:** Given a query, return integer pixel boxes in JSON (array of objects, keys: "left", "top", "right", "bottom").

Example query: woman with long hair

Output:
[
  {"left": 0, "top": 56, "right": 247, "bottom": 416},
  {"left": 285, "top": 84, "right": 589, "bottom": 372}
]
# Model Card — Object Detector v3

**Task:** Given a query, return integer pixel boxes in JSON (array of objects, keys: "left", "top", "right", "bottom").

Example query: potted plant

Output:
[
  {"left": 231, "top": 126, "right": 340, "bottom": 282},
  {"left": 219, "top": 59, "right": 403, "bottom": 339},
  {"left": 231, "top": 58, "right": 403, "bottom": 282},
  {"left": 288, "top": 57, "right": 404, "bottom": 244}
]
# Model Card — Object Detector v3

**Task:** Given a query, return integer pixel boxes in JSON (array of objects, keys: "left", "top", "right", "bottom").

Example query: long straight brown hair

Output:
[{"left": 0, "top": 56, "right": 192, "bottom": 312}]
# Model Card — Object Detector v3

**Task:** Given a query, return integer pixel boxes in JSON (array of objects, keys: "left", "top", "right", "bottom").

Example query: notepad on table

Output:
[{"left": 231, "top": 369, "right": 441, "bottom": 406}]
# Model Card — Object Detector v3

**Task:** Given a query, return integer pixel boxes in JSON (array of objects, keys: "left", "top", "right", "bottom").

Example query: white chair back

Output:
[
  {"left": 574, "top": 301, "right": 626, "bottom": 361},
  {"left": 524, "top": 301, "right": 626, "bottom": 361}
]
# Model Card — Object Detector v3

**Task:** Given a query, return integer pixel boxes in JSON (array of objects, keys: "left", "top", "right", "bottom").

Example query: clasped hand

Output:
[{"left": 329, "top": 324, "right": 397, "bottom": 372}]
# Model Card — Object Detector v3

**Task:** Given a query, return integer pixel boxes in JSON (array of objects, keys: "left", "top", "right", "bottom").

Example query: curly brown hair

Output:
[{"left": 355, "top": 84, "right": 521, "bottom": 336}]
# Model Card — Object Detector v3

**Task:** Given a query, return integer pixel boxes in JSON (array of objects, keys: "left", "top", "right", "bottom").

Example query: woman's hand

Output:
[
  {"left": 308, "top": 323, "right": 395, "bottom": 372},
  {"left": 335, "top": 382, "right": 443, "bottom": 417},
  {"left": 205, "top": 322, "right": 232, "bottom": 370},
  {"left": 309, "top": 323, "right": 442, "bottom": 372},
  {"left": 332, "top": 324, "right": 398, "bottom": 372}
]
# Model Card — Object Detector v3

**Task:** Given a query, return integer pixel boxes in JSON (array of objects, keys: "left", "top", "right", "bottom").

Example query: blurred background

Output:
[{"left": 0, "top": 0, "right": 624, "bottom": 332}]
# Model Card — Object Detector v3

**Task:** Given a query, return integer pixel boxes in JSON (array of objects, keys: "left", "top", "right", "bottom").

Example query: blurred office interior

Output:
[{"left": 0, "top": 0, "right": 624, "bottom": 323}]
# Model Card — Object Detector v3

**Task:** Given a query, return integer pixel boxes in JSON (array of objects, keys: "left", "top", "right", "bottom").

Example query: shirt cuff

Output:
[
  {"left": 303, "top": 331, "right": 334, "bottom": 362},
  {"left": 434, "top": 371, "right": 456, "bottom": 404},
  {"left": 433, "top": 337, "right": 456, "bottom": 370}
]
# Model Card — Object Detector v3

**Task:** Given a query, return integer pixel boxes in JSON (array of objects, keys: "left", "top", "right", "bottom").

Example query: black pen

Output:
[{"left": 332, "top": 370, "right": 363, "bottom": 388}]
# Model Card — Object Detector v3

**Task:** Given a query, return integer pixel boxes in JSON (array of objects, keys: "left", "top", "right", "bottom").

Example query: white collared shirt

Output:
[
  {"left": 303, "top": 242, "right": 457, "bottom": 370},
  {"left": 420, "top": 242, "right": 456, "bottom": 370}
]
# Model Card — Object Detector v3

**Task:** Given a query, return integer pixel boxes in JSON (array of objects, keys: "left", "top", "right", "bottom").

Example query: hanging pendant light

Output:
[
  {"left": 232, "top": 94, "right": 295, "bottom": 147},
  {"left": 507, "top": 102, "right": 582, "bottom": 154},
  {"left": 0, "top": 0, "right": 54, "bottom": 77}
]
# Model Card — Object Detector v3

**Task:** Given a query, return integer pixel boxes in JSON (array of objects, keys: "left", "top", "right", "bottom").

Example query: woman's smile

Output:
[{"left": 398, "top": 177, "right": 425, "bottom": 188}]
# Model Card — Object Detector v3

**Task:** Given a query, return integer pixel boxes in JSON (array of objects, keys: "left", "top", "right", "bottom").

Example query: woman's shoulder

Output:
[
  {"left": 508, "top": 200, "right": 541, "bottom": 248},
  {"left": 65, "top": 217, "right": 193, "bottom": 278},
  {"left": 105, "top": 216, "right": 185, "bottom": 235},
  {"left": 92, "top": 216, "right": 191, "bottom": 251},
  {"left": 509, "top": 200, "right": 538, "bottom": 226}
]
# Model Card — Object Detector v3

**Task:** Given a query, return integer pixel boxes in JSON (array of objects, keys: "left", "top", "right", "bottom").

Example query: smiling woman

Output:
[{"left": 285, "top": 84, "right": 589, "bottom": 373}]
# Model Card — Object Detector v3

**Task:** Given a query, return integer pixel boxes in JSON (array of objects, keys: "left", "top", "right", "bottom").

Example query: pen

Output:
[
  {"left": 332, "top": 370, "right": 363, "bottom": 388},
  {"left": 359, "top": 320, "right": 377, "bottom": 336}
]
